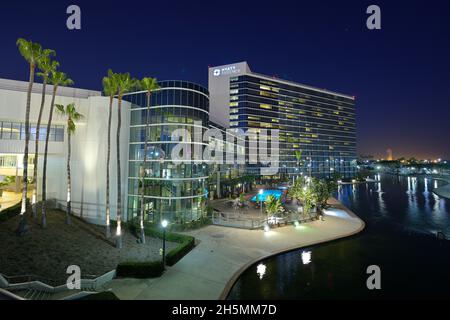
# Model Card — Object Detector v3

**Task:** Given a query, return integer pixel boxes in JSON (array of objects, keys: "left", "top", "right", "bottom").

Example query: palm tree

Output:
[
  {"left": 55, "top": 103, "right": 84, "bottom": 225},
  {"left": 115, "top": 73, "right": 139, "bottom": 248},
  {"left": 32, "top": 53, "right": 58, "bottom": 220},
  {"left": 265, "top": 195, "right": 284, "bottom": 221},
  {"left": 41, "top": 71, "right": 73, "bottom": 228},
  {"left": 138, "top": 77, "right": 159, "bottom": 244},
  {"left": 102, "top": 70, "right": 119, "bottom": 238},
  {"left": 15, "top": 38, "right": 45, "bottom": 235}
]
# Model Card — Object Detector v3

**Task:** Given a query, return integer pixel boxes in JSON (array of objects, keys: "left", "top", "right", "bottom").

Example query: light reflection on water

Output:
[{"left": 227, "top": 174, "right": 450, "bottom": 299}]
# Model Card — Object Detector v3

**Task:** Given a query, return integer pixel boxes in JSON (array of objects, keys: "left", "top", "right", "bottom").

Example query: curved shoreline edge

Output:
[
  {"left": 433, "top": 178, "right": 450, "bottom": 200},
  {"left": 105, "top": 198, "right": 365, "bottom": 300},
  {"left": 219, "top": 198, "right": 365, "bottom": 300}
]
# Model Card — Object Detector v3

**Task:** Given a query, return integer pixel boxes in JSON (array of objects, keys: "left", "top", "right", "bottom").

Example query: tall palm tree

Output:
[
  {"left": 55, "top": 103, "right": 84, "bottom": 225},
  {"left": 15, "top": 38, "right": 44, "bottom": 235},
  {"left": 41, "top": 71, "right": 73, "bottom": 228},
  {"left": 32, "top": 54, "right": 58, "bottom": 220},
  {"left": 102, "top": 70, "right": 118, "bottom": 238},
  {"left": 138, "top": 77, "right": 159, "bottom": 244},
  {"left": 115, "top": 73, "right": 138, "bottom": 248}
]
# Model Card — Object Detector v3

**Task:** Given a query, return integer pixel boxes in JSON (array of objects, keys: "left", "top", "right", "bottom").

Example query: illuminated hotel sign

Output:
[{"left": 212, "top": 65, "right": 241, "bottom": 77}]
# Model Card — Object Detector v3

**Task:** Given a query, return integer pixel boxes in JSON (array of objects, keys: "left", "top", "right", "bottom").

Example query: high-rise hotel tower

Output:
[{"left": 208, "top": 62, "right": 357, "bottom": 178}]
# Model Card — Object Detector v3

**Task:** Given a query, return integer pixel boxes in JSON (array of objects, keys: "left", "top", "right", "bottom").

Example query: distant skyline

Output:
[{"left": 1, "top": 0, "right": 449, "bottom": 159}]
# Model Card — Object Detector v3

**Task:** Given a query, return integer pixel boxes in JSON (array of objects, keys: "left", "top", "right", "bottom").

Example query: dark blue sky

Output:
[{"left": 1, "top": 0, "right": 449, "bottom": 159}]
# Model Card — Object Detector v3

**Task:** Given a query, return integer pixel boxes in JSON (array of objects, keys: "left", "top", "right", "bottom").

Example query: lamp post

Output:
[
  {"left": 161, "top": 219, "right": 168, "bottom": 267},
  {"left": 259, "top": 189, "right": 264, "bottom": 217}
]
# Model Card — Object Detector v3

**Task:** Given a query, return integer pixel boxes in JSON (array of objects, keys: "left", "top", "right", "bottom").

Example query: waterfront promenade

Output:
[
  {"left": 105, "top": 198, "right": 365, "bottom": 300},
  {"left": 434, "top": 180, "right": 450, "bottom": 199}
]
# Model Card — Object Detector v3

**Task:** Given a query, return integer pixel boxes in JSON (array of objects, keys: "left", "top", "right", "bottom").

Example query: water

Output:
[
  {"left": 250, "top": 189, "right": 283, "bottom": 202},
  {"left": 227, "top": 174, "right": 450, "bottom": 299}
]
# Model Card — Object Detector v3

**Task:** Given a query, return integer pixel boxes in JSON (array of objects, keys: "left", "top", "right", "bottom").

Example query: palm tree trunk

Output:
[
  {"left": 116, "top": 97, "right": 123, "bottom": 248},
  {"left": 32, "top": 78, "right": 48, "bottom": 220},
  {"left": 17, "top": 63, "right": 35, "bottom": 235},
  {"left": 105, "top": 96, "right": 113, "bottom": 238},
  {"left": 139, "top": 92, "right": 151, "bottom": 244},
  {"left": 41, "top": 85, "right": 57, "bottom": 228},
  {"left": 66, "top": 128, "right": 72, "bottom": 225}
]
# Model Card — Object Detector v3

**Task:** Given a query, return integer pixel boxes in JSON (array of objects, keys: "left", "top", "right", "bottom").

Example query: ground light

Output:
[
  {"left": 294, "top": 221, "right": 300, "bottom": 228},
  {"left": 301, "top": 251, "right": 312, "bottom": 265},
  {"left": 161, "top": 219, "right": 168, "bottom": 267},
  {"left": 256, "top": 263, "right": 267, "bottom": 280},
  {"left": 264, "top": 224, "right": 270, "bottom": 232}
]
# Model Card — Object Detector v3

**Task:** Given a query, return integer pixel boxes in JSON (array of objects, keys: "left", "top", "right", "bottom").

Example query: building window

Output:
[{"left": 0, "top": 120, "right": 64, "bottom": 142}]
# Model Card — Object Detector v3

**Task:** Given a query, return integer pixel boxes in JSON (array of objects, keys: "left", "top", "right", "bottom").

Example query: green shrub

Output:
[
  {"left": 166, "top": 237, "right": 195, "bottom": 266},
  {"left": 142, "top": 224, "right": 196, "bottom": 266},
  {"left": 120, "top": 221, "right": 197, "bottom": 270},
  {"left": 116, "top": 261, "right": 164, "bottom": 278},
  {"left": 169, "top": 216, "right": 212, "bottom": 232}
]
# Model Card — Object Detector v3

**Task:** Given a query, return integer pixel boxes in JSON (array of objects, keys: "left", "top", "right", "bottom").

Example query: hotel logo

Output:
[{"left": 212, "top": 65, "right": 241, "bottom": 77}]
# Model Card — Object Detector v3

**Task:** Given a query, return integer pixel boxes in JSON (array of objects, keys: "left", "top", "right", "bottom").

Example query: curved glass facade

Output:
[{"left": 125, "top": 81, "right": 209, "bottom": 224}]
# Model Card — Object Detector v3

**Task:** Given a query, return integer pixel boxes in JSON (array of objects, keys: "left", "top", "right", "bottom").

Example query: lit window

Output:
[{"left": 260, "top": 104, "right": 272, "bottom": 110}]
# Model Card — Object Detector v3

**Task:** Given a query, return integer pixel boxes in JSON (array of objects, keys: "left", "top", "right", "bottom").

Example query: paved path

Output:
[
  {"left": 433, "top": 178, "right": 450, "bottom": 200},
  {"left": 105, "top": 198, "right": 364, "bottom": 300},
  {"left": 0, "top": 191, "right": 22, "bottom": 211}
]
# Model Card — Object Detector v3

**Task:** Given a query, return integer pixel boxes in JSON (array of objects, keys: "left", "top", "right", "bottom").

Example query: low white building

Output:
[{"left": 0, "top": 78, "right": 131, "bottom": 225}]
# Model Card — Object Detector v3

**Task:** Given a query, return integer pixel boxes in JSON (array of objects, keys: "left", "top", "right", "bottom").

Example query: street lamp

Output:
[{"left": 161, "top": 219, "right": 168, "bottom": 267}]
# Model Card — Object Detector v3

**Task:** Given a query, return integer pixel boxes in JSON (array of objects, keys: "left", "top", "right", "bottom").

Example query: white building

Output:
[{"left": 0, "top": 78, "right": 131, "bottom": 225}]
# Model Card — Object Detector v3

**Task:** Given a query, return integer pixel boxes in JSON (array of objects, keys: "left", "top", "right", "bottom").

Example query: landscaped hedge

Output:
[
  {"left": 141, "top": 225, "right": 196, "bottom": 266},
  {"left": 165, "top": 236, "right": 195, "bottom": 266},
  {"left": 114, "top": 222, "right": 196, "bottom": 278},
  {"left": 116, "top": 261, "right": 164, "bottom": 278},
  {"left": 0, "top": 201, "right": 22, "bottom": 223}
]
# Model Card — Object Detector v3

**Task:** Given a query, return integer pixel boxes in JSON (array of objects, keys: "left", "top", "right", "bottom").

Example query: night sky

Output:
[{"left": 1, "top": 0, "right": 449, "bottom": 159}]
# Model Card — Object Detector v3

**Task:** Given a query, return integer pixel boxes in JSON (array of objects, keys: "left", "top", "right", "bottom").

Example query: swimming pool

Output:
[{"left": 250, "top": 189, "right": 283, "bottom": 202}]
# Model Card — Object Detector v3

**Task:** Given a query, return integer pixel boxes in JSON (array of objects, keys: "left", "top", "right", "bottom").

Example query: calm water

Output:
[{"left": 227, "top": 175, "right": 450, "bottom": 299}]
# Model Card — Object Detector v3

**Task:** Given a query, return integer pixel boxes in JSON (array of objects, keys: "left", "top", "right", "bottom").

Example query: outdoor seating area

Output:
[{"left": 208, "top": 179, "right": 329, "bottom": 230}]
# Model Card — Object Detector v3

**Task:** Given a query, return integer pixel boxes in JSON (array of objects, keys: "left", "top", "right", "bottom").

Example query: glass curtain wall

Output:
[{"left": 125, "top": 81, "right": 209, "bottom": 224}]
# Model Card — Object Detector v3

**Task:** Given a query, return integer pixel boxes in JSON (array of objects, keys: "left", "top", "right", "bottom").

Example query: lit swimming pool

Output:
[{"left": 250, "top": 189, "right": 283, "bottom": 202}]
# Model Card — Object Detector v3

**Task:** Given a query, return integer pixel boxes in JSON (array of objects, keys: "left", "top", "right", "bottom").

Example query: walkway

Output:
[
  {"left": 434, "top": 179, "right": 450, "bottom": 200},
  {"left": 105, "top": 198, "right": 365, "bottom": 300},
  {"left": 0, "top": 191, "right": 22, "bottom": 211}
]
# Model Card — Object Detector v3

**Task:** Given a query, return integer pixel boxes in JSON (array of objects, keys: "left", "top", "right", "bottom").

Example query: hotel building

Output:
[
  {"left": 0, "top": 62, "right": 357, "bottom": 225},
  {"left": 209, "top": 62, "right": 357, "bottom": 178}
]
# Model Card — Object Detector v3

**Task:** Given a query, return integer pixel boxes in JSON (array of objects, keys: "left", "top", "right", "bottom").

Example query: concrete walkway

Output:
[
  {"left": 105, "top": 198, "right": 364, "bottom": 300},
  {"left": 433, "top": 178, "right": 450, "bottom": 200},
  {"left": 0, "top": 191, "right": 22, "bottom": 211}
]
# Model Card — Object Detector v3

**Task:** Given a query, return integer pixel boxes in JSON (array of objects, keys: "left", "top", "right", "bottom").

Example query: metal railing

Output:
[{"left": 212, "top": 211, "right": 267, "bottom": 229}]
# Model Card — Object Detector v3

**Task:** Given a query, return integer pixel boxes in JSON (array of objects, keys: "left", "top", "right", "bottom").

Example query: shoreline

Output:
[
  {"left": 106, "top": 198, "right": 365, "bottom": 300},
  {"left": 433, "top": 177, "right": 450, "bottom": 200},
  {"left": 219, "top": 198, "right": 365, "bottom": 299}
]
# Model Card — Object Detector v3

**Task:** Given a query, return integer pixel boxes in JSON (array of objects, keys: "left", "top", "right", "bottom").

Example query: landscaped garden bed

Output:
[{"left": 0, "top": 209, "right": 180, "bottom": 285}]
